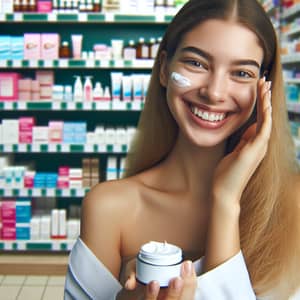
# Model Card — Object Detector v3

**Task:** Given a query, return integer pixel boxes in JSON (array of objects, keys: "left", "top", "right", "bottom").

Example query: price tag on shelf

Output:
[
  {"left": 48, "top": 13, "right": 56, "bottom": 21},
  {"left": 48, "top": 144, "right": 57, "bottom": 152},
  {"left": 0, "top": 60, "right": 6, "bottom": 67},
  {"left": 62, "top": 189, "right": 71, "bottom": 197},
  {"left": 61, "top": 144, "right": 70, "bottom": 152},
  {"left": 18, "top": 144, "right": 27, "bottom": 152},
  {"left": 43, "top": 60, "right": 53, "bottom": 68},
  {"left": 114, "top": 60, "right": 124, "bottom": 68},
  {"left": 84, "top": 144, "right": 93, "bottom": 152},
  {"left": 32, "top": 144, "right": 40, "bottom": 152},
  {"left": 0, "top": 13, "right": 5, "bottom": 21},
  {"left": 17, "top": 241, "right": 26, "bottom": 251},
  {"left": 83, "top": 102, "right": 92, "bottom": 110},
  {"left": 67, "top": 102, "right": 76, "bottom": 110},
  {"left": 13, "top": 60, "right": 22, "bottom": 68},
  {"left": 4, "top": 242, "right": 13, "bottom": 250},
  {"left": 95, "top": 101, "right": 110, "bottom": 110},
  {"left": 29, "top": 60, "right": 38, "bottom": 68},
  {"left": 59, "top": 59, "right": 68, "bottom": 68},
  {"left": 52, "top": 102, "right": 60, "bottom": 110},
  {"left": 105, "top": 12, "right": 114, "bottom": 22},
  {"left": 4, "top": 189, "right": 13, "bottom": 197},
  {"left": 132, "top": 100, "right": 142, "bottom": 111},
  {"left": 114, "top": 144, "right": 121, "bottom": 153},
  {"left": 85, "top": 60, "right": 95, "bottom": 68},
  {"left": 33, "top": 188, "right": 42, "bottom": 197},
  {"left": 112, "top": 100, "right": 126, "bottom": 110},
  {"left": 52, "top": 241, "right": 60, "bottom": 251},
  {"left": 5, "top": 102, "right": 13, "bottom": 110},
  {"left": 4, "top": 144, "right": 13, "bottom": 152},
  {"left": 100, "top": 60, "right": 109, "bottom": 68},
  {"left": 78, "top": 13, "right": 87, "bottom": 22},
  {"left": 20, "top": 188, "right": 28, "bottom": 197},
  {"left": 14, "top": 13, "right": 23, "bottom": 22},
  {"left": 67, "top": 240, "right": 76, "bottom": 250},
  {"left": 155, "top": 12, "right": 165, "bottom": 23},
  {"left": 47, "top": 188, "right": 55, "bottom": 197},
  {"left": 18, "top": 102, "right": 26, "bottom": 110}
]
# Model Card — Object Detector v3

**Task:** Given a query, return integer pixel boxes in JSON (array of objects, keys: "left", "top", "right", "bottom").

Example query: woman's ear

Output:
[{"left": 159, "top": 50, "right": 169, "bottom": 87}]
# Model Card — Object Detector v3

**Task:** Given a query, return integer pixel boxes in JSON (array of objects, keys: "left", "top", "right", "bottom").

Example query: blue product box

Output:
[
  {"left": 73, "top": 133, "right": 86, "bottom": 144},
  {"left": 10, "top": 36, "right": 24, "bottom": 60},
  {"left": 16, "top": 224, "right": 30, "bottom": 240},
  {"left": 0, "top": 36, "right": 11, "bottom": 59},
  {"left": 74, "top": 122, "right": 87, "bottom": 133},
  {"left": 16, "top": 202, "right": 31, "bottom": 223},
  {"left": 63, "top": 133, "right": 74, "bottom": 144}
]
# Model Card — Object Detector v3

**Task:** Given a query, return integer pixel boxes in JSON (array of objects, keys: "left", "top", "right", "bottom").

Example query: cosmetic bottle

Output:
[
  {"left": 59, "top": 41, "right": 71, "bottom": 58},
  {"left": 93, "top": 0, "right": 101, "bottom": 12},
  {"left": 137, "top": 37, "right": 149, "bottom": 59},
  {"left": 14, "top": 0, "right": 21, "bottom": 12},
  {"left": 136, "top": 241, "right": 183, "bottom": 287},
  {"left": 83, "top": 76, "right": 93, "bottom": 101},
  {"left": 28, "top": 0, "right": 37, "bottom": 11},
  {"left": 93, "top": 82, "right": 103, "bottom": 101},
  {"left": 123, "top": 40, "right": 136, "bottom": 60},
  {"left": 73, "top": 76, "right": 83, "bottom": 101}
]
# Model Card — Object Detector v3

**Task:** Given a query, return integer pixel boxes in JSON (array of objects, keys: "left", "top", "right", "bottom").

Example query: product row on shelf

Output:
[{"left": 0, "top": 0, "right": 189, "bottom": 14}]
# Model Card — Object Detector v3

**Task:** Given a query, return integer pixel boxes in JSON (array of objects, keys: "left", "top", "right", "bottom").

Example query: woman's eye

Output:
[
  {"left": 233, "top": 70, "right": 253, "bottom": 78},
  {"left": 184, "top": 59, "right": 206, "bottom": 69}
]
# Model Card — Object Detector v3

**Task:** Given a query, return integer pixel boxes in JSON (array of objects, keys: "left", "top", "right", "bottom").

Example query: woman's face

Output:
[{"left": 160, "top": 19, "right": 264, "bottom": 147}]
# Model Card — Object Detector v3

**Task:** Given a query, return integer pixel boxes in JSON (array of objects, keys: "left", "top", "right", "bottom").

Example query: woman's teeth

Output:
[{"left": 190, "top": 105, "right": 226, "bottom": 122}]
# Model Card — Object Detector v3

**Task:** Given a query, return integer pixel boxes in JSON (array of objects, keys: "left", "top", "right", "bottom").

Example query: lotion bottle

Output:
[
  {"left": 83, "top": 76, "right": 93, "bottom": 101},
  {"left": 73, "top": 75, "right": 83, "bottom": 101}
]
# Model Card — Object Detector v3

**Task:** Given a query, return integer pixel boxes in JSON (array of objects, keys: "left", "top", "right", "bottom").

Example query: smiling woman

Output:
[{"left": 64, "top": 1, "right": 300, "bottom": 300}]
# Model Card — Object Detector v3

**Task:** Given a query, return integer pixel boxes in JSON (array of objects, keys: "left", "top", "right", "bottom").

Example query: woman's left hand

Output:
[{"left": 212, "top": 77, "right": 272, "bottom": 204}]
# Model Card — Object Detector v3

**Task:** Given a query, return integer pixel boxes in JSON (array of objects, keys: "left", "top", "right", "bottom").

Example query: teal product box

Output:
[
  {"left": 11, "top": 37, "right": 24, "bottom": 60},
  {"left": 0, "top": 36, "right": 11, "bottom": 59},
  {"left": 16, "top": 224, "right": 30, "bottom": 240},
  {"left": 285, "top": 84, "right": 299, "bottom": 102},
  {"left": 16, "top": 200, "right": 31, "bottom": 223}
]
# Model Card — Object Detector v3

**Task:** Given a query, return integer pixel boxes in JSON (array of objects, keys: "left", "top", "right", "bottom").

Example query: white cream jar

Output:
[{"left": 136, "top": 241, "right": 183, "bottom": 287}]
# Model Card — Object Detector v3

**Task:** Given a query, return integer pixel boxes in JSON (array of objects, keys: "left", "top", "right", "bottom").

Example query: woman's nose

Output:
[{"left": 200, "top": 72, "right": 227, "bottom": 104}]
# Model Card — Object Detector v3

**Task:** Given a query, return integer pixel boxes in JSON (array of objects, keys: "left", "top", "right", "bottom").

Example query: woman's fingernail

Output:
[
  {"left": 267, "top": 81, "right": 272, "bottom": 90},
  {"left": 171, "top": 277, "right": 183, "bottom": 292},
  {"left": 148, "top": 281, "right": 159, "bottom": 295},
  {"left": 183, "top": 261, "right": 192, "bottom": 276}
]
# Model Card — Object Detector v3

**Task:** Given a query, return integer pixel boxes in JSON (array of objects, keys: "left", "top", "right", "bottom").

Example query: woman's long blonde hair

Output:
[{"left": 124, "top": 0, "right": 300, "bottom": 297}]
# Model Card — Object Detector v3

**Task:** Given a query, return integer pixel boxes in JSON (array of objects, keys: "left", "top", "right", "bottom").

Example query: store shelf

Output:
[
  {"left": 281, "top": 4, "right": 300, "bottom": 19},
  {"left": 287, "top": 101, "right": 300, "bottom": 114},
  {"left": 281, "top": 26, "right": 300, "bottom": 38},
  {"left": 0, "top": 188, "right": 89, "bottom": 198},
  {"left": 0, "top": 239, "right": 75, "bottom": 251},
  {"left": 0, "top": 100, "right": 144, "bottom": 111},
  {"left": 0, "top": 59, "right": 154, "bottom": 69},
  {"left": 0, "top": 12, "right": 174, "bottom": 23},
  {"left": 281, "top": 54, "right": 300, "bottom": 64},
  {"left": 285, "top": 78, "right": 300, "bottom": 84},
  {"left": 0, "top": 143, "right": 128, "bottom": 153}
]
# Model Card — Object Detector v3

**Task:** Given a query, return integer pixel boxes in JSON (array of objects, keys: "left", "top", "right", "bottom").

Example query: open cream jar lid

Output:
[{"left": 136, "top": 241, "right": 183, "bottom": 287}]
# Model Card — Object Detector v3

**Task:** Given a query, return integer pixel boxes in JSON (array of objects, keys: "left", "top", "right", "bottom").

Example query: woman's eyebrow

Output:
[{"left": 180, "top": 46, "right": 261, "bottom": 69}]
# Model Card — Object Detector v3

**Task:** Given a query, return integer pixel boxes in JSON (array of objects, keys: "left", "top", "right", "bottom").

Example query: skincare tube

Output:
[
  {"left": 111, "top": 39, "right": 124, "bottom": 60},
  {"left": 136, "top": 241, "right": 183, "bottom": 287},
  {"left": 122, "top": 75, "right": 132, "bottom": 101},
  {"left": 142, "top": 74, "right": 151, "bottom": 100},
  {"left": 71, "top": 35, "right": 83, "bottom": 59},
  {"left": 111, "top": 72, "right": 123, "bottom": 101},
  {"left": 132, "top": 74, "right": 143, "bottom": 101}
]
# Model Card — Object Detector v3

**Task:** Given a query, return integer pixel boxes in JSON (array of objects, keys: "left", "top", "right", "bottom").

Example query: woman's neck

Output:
[{"left": 159, "top": 132, "right": 226, "bottom": 198}]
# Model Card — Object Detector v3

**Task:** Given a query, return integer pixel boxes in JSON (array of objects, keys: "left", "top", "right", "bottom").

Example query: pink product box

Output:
[
  {"left": 48, "top": 121, "right": 63, "bottom": 143},
  {"left": 37, "top": 1, "right": 52, "bottom": 12},
  {"left": 19, "top": 117, "right": 35, "bottom": 132},
  {"left": 57, "top": 177, "right": 69, "bottom": 189},
  {"left": 1, "top": 201, "right": 16, "bottom": 220},
  {"left": 1, "top": 227, "right": 16, "bottom": 240},
  {"left": 0, "top": 72, "right": 19, "bottom": 101},
  {"left": 31, "top": 80, "right": 40, "bottom": 92},
  {"left": 41, "top": 34, "right": 60, "bottom": 60},
  {"left": 24, "top": 34, "right": 41, "bottom": 60},
  {"left": 18, "top": 79, "right": 32, "bottom": 92},
  {"left": 24, "top": 176, "right": 34, "bottom": 188},
  {"left": 19, "top": 131, "right": 33, "bottom": 144},
  {"left": 58, "top": 166, "right": 70, "bottom": 177},
  {"left": 40, "top": 86, "right": 52, "bottom": 100},
  {"left": 36, "top": 71, "right": 54, "bottom": 86},
  {"left": 18, "top": 91, "right": 32, "bottom": 101}
]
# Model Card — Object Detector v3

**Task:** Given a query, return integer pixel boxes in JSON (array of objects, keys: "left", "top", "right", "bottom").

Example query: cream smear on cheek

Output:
[{"left": 170, "top": 72, "right": 192, "bottom": 88}]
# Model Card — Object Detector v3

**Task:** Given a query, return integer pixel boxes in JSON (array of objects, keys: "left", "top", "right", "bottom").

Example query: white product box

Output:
[{"left": 2, "top": 119, "right": 19, "bottom": 144}]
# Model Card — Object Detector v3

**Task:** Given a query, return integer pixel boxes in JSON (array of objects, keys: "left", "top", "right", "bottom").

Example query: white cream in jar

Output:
[{"left": 136, "top": 241, "right": 183, "bottom": 287}]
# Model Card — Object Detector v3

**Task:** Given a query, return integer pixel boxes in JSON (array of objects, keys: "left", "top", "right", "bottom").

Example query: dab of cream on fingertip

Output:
[{"left": 170, "top": 72, "right": 191, "bottom": 88}]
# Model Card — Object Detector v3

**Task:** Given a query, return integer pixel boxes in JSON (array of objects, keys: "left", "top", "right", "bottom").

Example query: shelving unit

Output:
[{"left": 0, "top": 10, "right": 169, "bottom": 264}]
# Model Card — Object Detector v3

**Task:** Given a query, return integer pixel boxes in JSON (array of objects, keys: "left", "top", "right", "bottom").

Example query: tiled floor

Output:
[{"left": 0, "top": 275, "right": 65, "bottom": 300}]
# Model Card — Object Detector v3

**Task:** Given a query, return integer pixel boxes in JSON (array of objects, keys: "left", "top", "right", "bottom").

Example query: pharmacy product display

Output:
[{"left": 0, "top": 4, "right": 174, "bottom": 253}]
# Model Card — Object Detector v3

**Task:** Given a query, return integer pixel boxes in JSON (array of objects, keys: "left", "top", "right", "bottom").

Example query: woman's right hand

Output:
[{"left": 117, "top": 259, "right": 197, "bottom": 300}]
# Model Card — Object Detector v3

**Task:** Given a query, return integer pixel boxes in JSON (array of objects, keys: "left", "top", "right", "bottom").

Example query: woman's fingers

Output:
[
  {"left": 179, "top": 261, "right": 197, "bottom": 300},
  {"left": 144, "top": 281, "right": 160, "bottom": 300}
]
